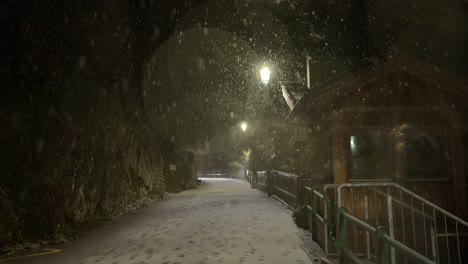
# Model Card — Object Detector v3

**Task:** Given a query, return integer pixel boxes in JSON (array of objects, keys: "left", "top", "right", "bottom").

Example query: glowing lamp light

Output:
[
  {"left": 260, "top": 67, "right": 270, "bottom": 85},
  {"left": 241, "top": 123, "right": 247, "bottom": 132}
]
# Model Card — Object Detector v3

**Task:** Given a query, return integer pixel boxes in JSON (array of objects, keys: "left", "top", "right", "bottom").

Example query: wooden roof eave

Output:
[{"left": 287, "top": 56, "right": 468, "bottom": 121}]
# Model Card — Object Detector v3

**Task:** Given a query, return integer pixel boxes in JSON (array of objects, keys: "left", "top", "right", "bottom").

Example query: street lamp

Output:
[
  {"left": 260, "top": 67, "right": 270, "bottom": 85},
  {"left": 259, "top": 56, "right": 311, "bottom": 88},
  {"left": 241, "top": 122, "right": 247, "bottom": 132}
]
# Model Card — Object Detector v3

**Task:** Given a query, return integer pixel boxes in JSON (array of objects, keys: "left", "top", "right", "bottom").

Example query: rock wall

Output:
[
  {"left": 1, "top": 82, "right": 166, "bottom": 246},
  {"left": 164, "top": 150, "right": 197, "bottom": 193},
  {"left": 0, "top": 0, "right": 171, "bottom": 248}
]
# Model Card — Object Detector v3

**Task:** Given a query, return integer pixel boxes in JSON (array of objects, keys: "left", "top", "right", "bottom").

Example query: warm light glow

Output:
[
  {"left": 241, "top": 123, "right": 247, "bottom": 132},
  {"left": 260, "top": 67, "right": 270, "bottom": 85},
  {"left": 243, "top": 148, "right": 251, "bottom": 156}
]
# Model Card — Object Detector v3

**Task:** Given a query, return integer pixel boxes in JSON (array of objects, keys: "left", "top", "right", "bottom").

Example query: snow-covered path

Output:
[{"left": 11, "top": 179, "right": 313, "bottom": 264}]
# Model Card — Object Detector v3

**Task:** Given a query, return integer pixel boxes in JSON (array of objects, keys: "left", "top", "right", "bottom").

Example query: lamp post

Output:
[
  {"left": 306, "top": 55, "right": 311, "bottom": 89},
  {"left": 240, "top": 122, "right": 250, "bottom": 178}
]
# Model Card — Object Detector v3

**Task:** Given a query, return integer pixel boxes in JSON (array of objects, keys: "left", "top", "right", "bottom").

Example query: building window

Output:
[
  {"left": 404, "top": 128, "right": 450, "bottom": 181},
  {"left": 349, "top": 130, "right": 393, "bottom": 180}
]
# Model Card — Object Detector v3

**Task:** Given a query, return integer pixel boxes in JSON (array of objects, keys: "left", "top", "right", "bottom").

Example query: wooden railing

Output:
[
  {"left": 248, "top": 170, "right": 311, "bottom": 209},
  {"left": 269, "top": 170, "right": 306, "bottom": 209}
]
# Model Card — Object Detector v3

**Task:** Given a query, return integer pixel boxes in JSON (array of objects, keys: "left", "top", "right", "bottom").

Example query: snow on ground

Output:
[{"left": 12, "top": 178, "right": 318, "bottom": 264}]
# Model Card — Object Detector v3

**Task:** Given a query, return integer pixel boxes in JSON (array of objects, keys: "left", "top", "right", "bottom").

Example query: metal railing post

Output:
[
  {"left": 303, "top": 186, "right": 309, "bottom": 207},
  {"left": 302, "top": 186, "right": 313, "bottom": 235},
  {"left": 376, "top": 226, "right": 391, "bottom": 264},
  {"left": 364, "top": 194, "right": 371, "bottom": 260},
  {"left": 312, "top": 191, "right": 318, "bottom": 218},
  {"left": 387, "top": 195, "right": 396, "bottom": 264},
  {"left": 305, "top": 187, "right": 313, "bottom": 238},
  {"left": 336, "top": 207, "right": 348, "bottom": 253},
  {"left": 311, "top": 190, "right": 318, "bottom": 240},
  {"left": 266, "top": 169, "right": 272, "bottom": 197},
  {"left": 325, "top": 196, "right": 333, "bottom": 254}
]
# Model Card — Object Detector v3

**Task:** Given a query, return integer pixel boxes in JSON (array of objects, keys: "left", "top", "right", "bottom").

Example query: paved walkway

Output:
[{"left": 9, "top": 179, "right": 313, "bottom": 264}]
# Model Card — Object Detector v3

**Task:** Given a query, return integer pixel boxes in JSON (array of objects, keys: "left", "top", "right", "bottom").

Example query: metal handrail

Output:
[
  {"left": 270, "top": 170, "right": 302, "bottom": 178},
  {"left": 304, "top": 182, "right": 468, "bottom": 263},
  {"left": 336, "top": 182, "right": 468, "bottom": 226},
  {"left": 342, "top": 211, "right": 376, "bottom": 233},
  {"left": 304, "top": 185, "right": 337, "bottom": 256},
  {"left": 342, "top": 248, "right": 365, "bottom": 264},
  {"left": 337, "top": 207, "right": 436, "bottom": 264},
  {"left": 369, "top": 187, "right": 434, "bottom": 221},
  {"left": 197, "top": 170, "right": 229, "bottom": 178},
  {"left": 273, "top": 186, "right": 296, "bottom": 199},
  {"left": 334, "top": 182, "right": 468, "bottom": 263},
  {"left": 312, "top": 189, "right": 324, "bottom": 199},
  {"left": 381, "top": 234, "right": 435, "bottom": 264}
]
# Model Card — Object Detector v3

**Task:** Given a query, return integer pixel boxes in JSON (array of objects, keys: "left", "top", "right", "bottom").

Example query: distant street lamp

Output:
[
  {"left": 241, "top": 122, "right": 247, "bottom": 132},
  {"left": 260, "top": 67, "right": 270, "bottom": 85}
]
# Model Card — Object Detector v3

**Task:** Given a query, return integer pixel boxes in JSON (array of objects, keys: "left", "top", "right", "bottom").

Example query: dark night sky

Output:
[{"left": 1, "top": 0, "right": 467, "bottom": 150}]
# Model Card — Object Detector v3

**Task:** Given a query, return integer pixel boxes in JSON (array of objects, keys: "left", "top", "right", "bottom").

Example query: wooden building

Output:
[{"left": 288, "top": 56, "right": 468, "bottom": 218}]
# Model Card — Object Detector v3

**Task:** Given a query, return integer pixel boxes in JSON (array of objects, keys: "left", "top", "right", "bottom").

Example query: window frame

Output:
[
  {"left": 401, "top": 126, "right": 452, "bottom": 183},
  {"left": 347, "top": 127, "right": 395, "bottom": 182}
]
